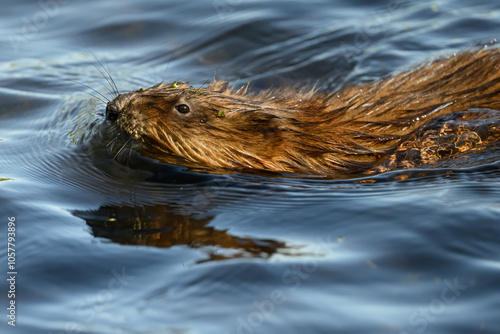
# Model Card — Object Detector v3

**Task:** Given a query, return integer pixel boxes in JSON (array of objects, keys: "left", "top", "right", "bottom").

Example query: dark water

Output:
[{"left": 1, "top": 0, "right": 500, "bottom": 333}]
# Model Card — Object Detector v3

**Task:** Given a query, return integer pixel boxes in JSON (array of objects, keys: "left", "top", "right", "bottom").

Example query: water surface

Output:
[{"left": 1, "top": 0, "right": 500, "bottom": 333}]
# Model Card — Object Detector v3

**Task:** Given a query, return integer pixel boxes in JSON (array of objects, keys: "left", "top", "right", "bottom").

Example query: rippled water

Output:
[{"left": 1, "top": 0, "right": 500, "bottom": 333}]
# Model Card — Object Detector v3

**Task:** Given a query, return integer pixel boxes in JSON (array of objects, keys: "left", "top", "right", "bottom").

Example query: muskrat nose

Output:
[{"left": 106, "top": 103, "right": 120, "bottom": 121}]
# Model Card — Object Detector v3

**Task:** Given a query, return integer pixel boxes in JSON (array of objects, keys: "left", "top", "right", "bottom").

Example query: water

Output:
[{"left": 1, "top": 0, "right": 500, "bottom": 333}]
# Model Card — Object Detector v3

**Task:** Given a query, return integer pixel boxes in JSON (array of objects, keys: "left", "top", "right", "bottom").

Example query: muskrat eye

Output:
[{"left": 176, "top": 104, "right": 190, "bottom": 114}]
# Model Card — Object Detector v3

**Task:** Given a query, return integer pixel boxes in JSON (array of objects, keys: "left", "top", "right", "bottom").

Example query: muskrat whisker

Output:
[
  {"left": 126, "top": 145, "right": 134, "bottom": 168},
  {"left": 102, "top": 55, "right": 120, "bottom": 96},
  {"left": 106, "top": 137, "right": 117, "bottom": 147},
  {"left": 201, "top": 65, "right": 223, "bottom": 90},
  {"left": 113, "top": 136, "right": 133, "bottom": 160},
  {"left": 68, "top": 79, "right": 109, "bottom": 103},
  {"left": 86, "top": 48, "right": 120, "bottom": 97},
  {"left": 77, "top": 90, "right": 108, "bottom": 104},
  {"left": 162, "top": 39, "right": 184, "bottom": 83}
]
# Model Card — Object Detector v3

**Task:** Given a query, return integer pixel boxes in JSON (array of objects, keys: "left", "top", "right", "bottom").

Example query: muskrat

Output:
[{"left": 105, "top": 48, "right": 500, "bottom": 177}]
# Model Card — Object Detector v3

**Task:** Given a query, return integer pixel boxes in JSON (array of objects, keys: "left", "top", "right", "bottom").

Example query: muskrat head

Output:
[
  {"left": 106, "top": 82, "right": 217, "bottom": 141},
  {"left": 104, "top": 81, "right": 294, "bottom": 170}
]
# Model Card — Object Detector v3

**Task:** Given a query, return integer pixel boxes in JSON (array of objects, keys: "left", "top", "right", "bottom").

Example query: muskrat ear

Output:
[
  {"left": 209, "top": 80, "right": 230, "bottom": 93},
  {"left": 219, "top": 81, "right": 229, "bottom": 92}
]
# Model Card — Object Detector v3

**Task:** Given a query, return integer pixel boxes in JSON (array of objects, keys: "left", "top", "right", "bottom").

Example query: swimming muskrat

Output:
[{"left": 105, "top": 48, "right": 500, "bottom": 176}]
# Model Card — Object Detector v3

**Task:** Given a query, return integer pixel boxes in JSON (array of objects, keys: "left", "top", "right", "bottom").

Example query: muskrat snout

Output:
[{"left": 106, "top": 102, "right": 120, "bottom": 121}]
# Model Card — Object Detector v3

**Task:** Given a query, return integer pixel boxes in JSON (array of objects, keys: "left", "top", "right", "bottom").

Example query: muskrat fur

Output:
[{"left": 105, "top": 48, "right": 500, "bottom": 176}]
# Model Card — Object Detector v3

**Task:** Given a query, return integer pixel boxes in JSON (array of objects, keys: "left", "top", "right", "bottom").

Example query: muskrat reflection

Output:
[{"left": 74, "top": 205, "right": 287, "bottom": 262}]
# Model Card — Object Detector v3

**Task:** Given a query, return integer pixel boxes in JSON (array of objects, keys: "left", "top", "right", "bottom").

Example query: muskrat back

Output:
[{"left": 105, "top": 48, "right": 500, "bottom": 176}]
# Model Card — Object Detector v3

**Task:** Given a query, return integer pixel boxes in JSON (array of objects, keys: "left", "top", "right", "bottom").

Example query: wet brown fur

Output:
[{"left": 107, "top": 48, "right": 500, "bottom": 176}]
